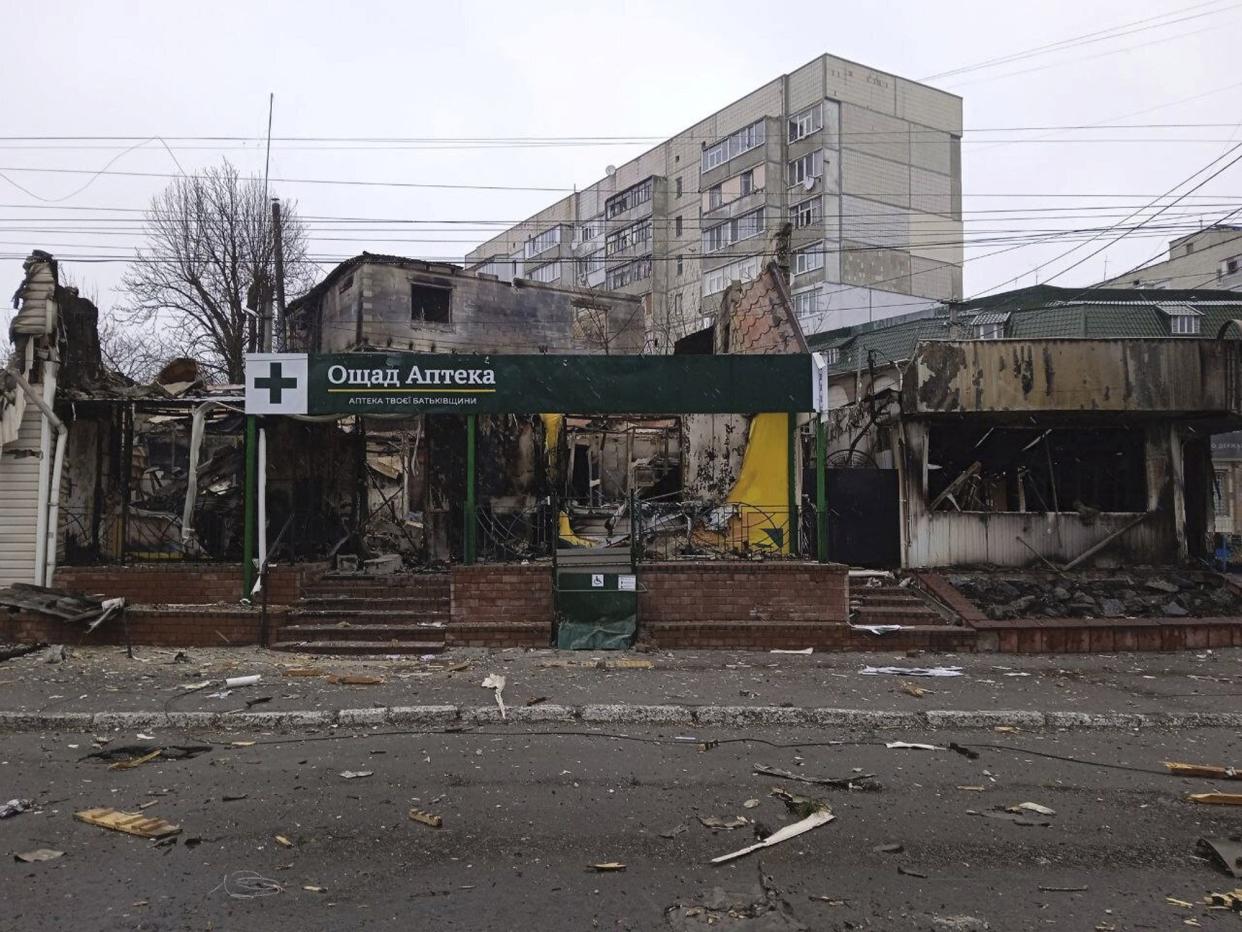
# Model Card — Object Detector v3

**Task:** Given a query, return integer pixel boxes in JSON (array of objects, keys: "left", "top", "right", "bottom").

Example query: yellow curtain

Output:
[{"left": 724, "top": 413, "right": 791, "bottom": 553}]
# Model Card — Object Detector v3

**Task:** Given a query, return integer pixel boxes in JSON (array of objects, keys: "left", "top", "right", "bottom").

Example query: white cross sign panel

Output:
[{"left": 245, "top": 353, "right": 309, "bottom": 415}]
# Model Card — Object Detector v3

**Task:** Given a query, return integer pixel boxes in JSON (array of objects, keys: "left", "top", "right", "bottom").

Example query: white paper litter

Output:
[
  {"left": 770, "top": 648, "right": 813, "bottom": 655},
  {"left": 850, "top": 624, "right": 902, "bottom": 636},
  {"left": 886, "top": 741, "right": 943, "bottom": 751},
  {"left": 861, "top": 665, "right": 963, "bottom": 677},
  {"left": 481, "top": 673, "right": 507, "bottom": 719},
  {"left": 710, "top": 808, "right": 834, "bottom": 864}
]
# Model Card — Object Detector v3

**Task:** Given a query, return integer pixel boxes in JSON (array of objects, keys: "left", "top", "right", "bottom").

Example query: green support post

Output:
[
  {"left": 786, "top": 413, "right": 799, "bottom": 555},
  {"left": 815, "top": 417, "right": 828, "bottom": 563},
  {"left": 242, "top": 415, "right": 257, "bottom": 599},
  {"left": 465, "top": 413, "right": 477, "bottom": 564}
]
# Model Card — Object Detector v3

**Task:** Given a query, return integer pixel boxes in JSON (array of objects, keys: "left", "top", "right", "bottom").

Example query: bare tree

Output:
[{"left": 120, "top": 160, "right": 315, "bottom": 382}]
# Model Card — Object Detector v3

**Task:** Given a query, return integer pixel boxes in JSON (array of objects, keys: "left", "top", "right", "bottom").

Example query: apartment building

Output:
[
  {"left": 1099, "top": 224, "right": 1242, "bottom": 293},
  {"left": 465, "top": 53, "right": 963, "bottom": 351}
]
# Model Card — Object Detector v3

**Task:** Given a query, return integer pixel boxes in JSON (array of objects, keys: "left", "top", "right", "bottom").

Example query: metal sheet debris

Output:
[
  {"left": 0, "top": 798, "right": 32, "bottom": 818},
  {"left": 698, "top": 816, "right": 748, "bottom": 830},
  {"left": 753, "top": 763, "right": 876, "bottom": 790},
  {"left": 339, "top": 770, "right": 374, "bottom": 780},
  {"left": 886, "top": 742, "right": 943, "bottom": 751},
  {"left": 862, "top": 666, "right": 963, "bottom": 677},
  {"left": 14, "top": 848, "right": 64, "bottom": 863},
  {"left": 1199, "top": 837, "right": 1242, "bottom": 878}
]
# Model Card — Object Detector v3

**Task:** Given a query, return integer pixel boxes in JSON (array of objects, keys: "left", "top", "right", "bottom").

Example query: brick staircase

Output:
[
  {"left": 850, "top": 582, "right": 949, "bottom": 627},
  {"left": 272, "top": 573, "right": 450, "bottom": 656}
]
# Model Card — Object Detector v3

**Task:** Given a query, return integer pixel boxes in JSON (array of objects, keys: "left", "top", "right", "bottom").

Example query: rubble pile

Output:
[{"left": 948, "top": 569, "right": 1242, "bottom": 620}]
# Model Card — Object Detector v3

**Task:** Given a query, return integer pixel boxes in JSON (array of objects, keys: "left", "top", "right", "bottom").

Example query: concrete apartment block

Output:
[{"left": 466, "top": 53, "right": 962, "bottom": 347}]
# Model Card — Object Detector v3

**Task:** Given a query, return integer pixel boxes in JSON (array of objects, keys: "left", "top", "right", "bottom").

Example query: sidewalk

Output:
[{"left": 2, "top": 643, "right": 1241, "bottom": 732}]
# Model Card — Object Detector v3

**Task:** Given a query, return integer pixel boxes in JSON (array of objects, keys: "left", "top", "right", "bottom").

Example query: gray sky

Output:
[{"left": 3, "top": 0, "right": 1241, "bottom": 334}]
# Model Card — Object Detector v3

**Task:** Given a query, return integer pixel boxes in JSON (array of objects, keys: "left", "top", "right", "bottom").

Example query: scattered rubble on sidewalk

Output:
[
  {"left": 699, "top": 815, "right": 749, "bottom": 831},
  {"left": 0, "top": 584, "right": 124, "bottom": 633},
  {"left": 752, "top": 763, "right": 877, "bottom": 791},
  {"left": 863, "top": 665, "right": 963, "bottom": 677},
  {"left": 0, "top": 798, "right": 33, "bottom": 818}
]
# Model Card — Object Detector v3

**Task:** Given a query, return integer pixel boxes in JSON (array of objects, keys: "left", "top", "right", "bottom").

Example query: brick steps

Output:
[
  {"left": 287, "top": 609, "right": 449, "bottom": 624},
  {"left": 270, "top": 638, "right": 446, "bottom": 656},
  {"left": 303, "top": 573, "right": 450, "bottom": 598},
  {"left": 297, "top": 595, "right": 447, "bottom": 612},
  {"left": 971, "top": 616, "right": 1242, "bottom": 653}
]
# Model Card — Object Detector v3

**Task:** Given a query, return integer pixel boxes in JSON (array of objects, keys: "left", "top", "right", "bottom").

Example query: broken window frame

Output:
[
  {"left": 410, "top": 281, "right": 452, "bottom": 324},
  {"left": 788, "top": 103, "right": 823, "bottom": 143}
]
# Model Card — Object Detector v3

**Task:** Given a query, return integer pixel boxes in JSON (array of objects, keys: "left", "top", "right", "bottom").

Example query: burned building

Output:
[{"left": 808, "top": 284, "right": 1242, "bottom": 568}]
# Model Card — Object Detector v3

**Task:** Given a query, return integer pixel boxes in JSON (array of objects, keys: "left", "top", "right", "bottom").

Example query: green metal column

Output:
[
  {"left": 786, "top": 413, "right": 799, "bottom": 555},
  {"left": 815, "top": 417, "right": 828, "bottom": 563},
  {"left": 242, "top": 415, "right": 257, "bottom": 599},
  {"left": 465, "top": 413, "right": 477, "bottom": 564}
]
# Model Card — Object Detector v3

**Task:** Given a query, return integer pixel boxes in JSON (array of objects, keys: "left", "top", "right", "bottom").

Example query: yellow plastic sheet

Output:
[
  {"left": 557, "top": 511, "right": 597, "bottom": 548},
  {"left": 724, "top": 412, "right": 791, "bottom": 553}
]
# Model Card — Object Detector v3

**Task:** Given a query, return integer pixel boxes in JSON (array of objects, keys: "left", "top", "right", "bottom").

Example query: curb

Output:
[{"left": 3, "top": 705, "right": 1242, "bottom": 733}]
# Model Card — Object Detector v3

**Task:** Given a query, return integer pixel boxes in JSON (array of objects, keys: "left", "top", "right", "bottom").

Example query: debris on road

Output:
[
  {"left": 660, "top": 824, "right": 687, "bottom": 839},
  {"left": 409, "top": 808, "right": 443, "bottom": 829},
  {"left": 231, "top": 741, "right": 256, "bottom": 748},
  {"left": 1204, "top": 888, "right": 1242, "bottom": 909},
  {"left": 770, "top": 648, "right": 813, "bottom": 654},
  {"left": 710, "top": 806, "right": 833, "bottom": 864},
  {"left": 281, "top": 668, "right": 323, "bottom": 678},
  {"left": 275, "top": 835, "right": 294, "bottom": 848},
  {"left": 524, "top": 696, "right": 549, "bottom": 707},
  {"left": 1008, "top": 802, "right": 1056, "bottom": 816},
  {"left": 873, "top": 843, "right": 904, "bottom": 854},
  {"left": 1166, "top": 761, "right": 1240, "bottom": 780},
  {"left": 699, "top": 816, "right": 748, "bottom": 831},
  {"left": 1166, "top": 897, "right": 1194, "bottom": 908},
  {"left": 303, "top": 885, "right": 326, "bottom": 894},
  {"left": 897, "top": 865, "right": 928, "bottom": 878},
  {"left": 74, "top": 807, "right": 181, "bottom": 839},
  {"left": 222, "top": 794, "right": 248, "bottom": 802},
  {"left": 210, "top": 871, "right": 284, "bottom": 899},
  {"left": 481, "top": 673, "right": 507, "bottom": 719},
  {"left": 339, "top": 770, "right": 374, "bottom": 780},
  {"left": 108, "top": 748, "right": 161, "bottom": 771},
  {"left": 1038, "top": 885, "right": 1087, "bottom": 892},
  {"left": 326, "top": 674, "right": 384, "bottom": 686},
  {"left": 1188, "top": 793, "right": 1242, "bottom": 806},
  {"left": 223, "top": 675, "right": 261, "bottom": 688},
  {"left": 589, "top": 862, "right": 626, "bottom": 872},
  {"left": 753, "top": 763, "right": 877, "bottom": 790},
  {"left": 901, "top": 682, "right": 931, "bottom": 698},
  {"left": 886, "top": 742, "right": 943, "bottom": 751},
  {"left": 863, "top": 665, "right": 963, "bottom": 677},
  {"left": 14, "top": 848, "right": 63, "bottom": 863},
  {"left": 0, "top": 584, "right": 123, "bottom": 634},
  {"left": 1200, "top": 837, "right": 1242, "bottom": 878},
  {"left": 973, "top": 808, "right": 1051, "bottom": 827},
  {"left": 850, "top": 624, "right": 902, "bottom": 636},
  {"left": 0, "top": 798, "right": 32, "bottom": 818}
]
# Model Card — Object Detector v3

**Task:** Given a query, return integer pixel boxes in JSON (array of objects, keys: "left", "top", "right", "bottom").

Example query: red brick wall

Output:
[
  {"left": 54, "top": 563, "right": 325, "bottom": 606},
  {"left": 638, "top": 562, "right": 849, "bottom": 623},
  {"left": 2, "top": 605, "right": 289, "bottom": 647},
  {"left": 450, "top": 564, "right": 553, "bottom": 626}
]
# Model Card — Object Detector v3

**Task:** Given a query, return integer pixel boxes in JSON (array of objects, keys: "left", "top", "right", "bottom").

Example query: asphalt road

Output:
[{"left": 2, "top": 724, "right": 1241, "bottom": 931}]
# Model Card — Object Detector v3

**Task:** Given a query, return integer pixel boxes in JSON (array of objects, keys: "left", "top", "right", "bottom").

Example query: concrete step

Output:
[
  {"left": 854, "top": 592, "right": 926, "bottom": 607},
  {"left": 851, "top": 605, "right": 945, "bottom": 625},
  {"left": 447, "top": 621, "right": 551, "bottom": 648},
  {"left": 270, "top": 639, "right": 446, "bottom": 656},
  {"left": 276, "top": 623, "right": 448, "bottom": 643},
  {"left": 287, "top": 609, "right": 449, "bottom": 624},
  {"left": 298, "top": 595, "right": 449, "bottom": 612}
]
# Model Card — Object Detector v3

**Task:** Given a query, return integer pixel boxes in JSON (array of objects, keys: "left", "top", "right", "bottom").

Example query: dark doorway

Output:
[
  {"left": 826, "top": 468, "right": 900, "bottom": 567},
  {"left": 1184, "top": 436, "right": 1211, "bottom": 560}
]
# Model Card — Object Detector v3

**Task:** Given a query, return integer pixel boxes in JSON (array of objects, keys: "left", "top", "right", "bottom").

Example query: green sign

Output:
[{"left": 302, "top": 353, "right": 816, "bottom": 415}]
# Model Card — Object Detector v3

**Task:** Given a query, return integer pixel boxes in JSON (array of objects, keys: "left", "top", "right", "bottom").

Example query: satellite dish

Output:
[
  {"left": 802, "top": 175, "right": 816, "bottom": 192},
  {"left": 605, "top": 165, "right": 617, "bottom": 176}
]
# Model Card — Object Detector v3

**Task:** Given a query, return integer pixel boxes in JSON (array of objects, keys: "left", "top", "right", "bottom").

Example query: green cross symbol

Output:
[{"left": 254, "top": 362, "right": 298, "bottom": 404}]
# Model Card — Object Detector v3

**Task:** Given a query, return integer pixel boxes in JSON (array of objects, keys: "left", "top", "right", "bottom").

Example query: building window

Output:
[
  {"left": 605, "top": 218, "right": 652, "bottom": 257},
  {"left": 792, "top": 243, "right": 824, "bottom": 276},
  {"left": 822, "top": 347, "right": 840, "bottom": 365},
  {"left": 788, "top": 104, "right": 822, "bottom": 143},
  {"left": 707, "top": 184, "right": 723, "bottom": 210},
  {"left": 1222, "top": 256, "right": 1240, "bottom": 278},
  {"left": 606, "top": 255, "right": 652, "bottom": 290},
  {"left": 580, "top": 250, "right": 605, "bottom": 279},
  {"left": 739, "top": 169, "right": 754, "bottom": 196},
  {"left": 571, "top": 303, "right": 610, "bottom": 347},
  {"left": 578, "top": 218, "right": 601, "bottom": 243},
  {"left": 605, "top": 178, "right": 653, "bottom": 218},
  {"left": 790, "top": 196, "right": 821, "bottom": 229},
  {"left": 792, "top": 287, "right": 819, "bottom": 318},
  {"left": 675, "top": 216, "right": 683, "bottom": 237},
  {"left": 525, "top": 226, "right": 561, "bottom": 258},
  {"left": 337, "top": 273, "right": 354, "bottom": 294},
  {"left": 701, "top": 119, "right": 766, "bottom": 172},
  {"left": 1169, "top": 314, "right": 1201, "bottom": 335},
  {"left": 787, "top": 150, "right": 823, "bottom": 188},
  {"left": 676, "top": 255, "right": 684, "bottom": 277},
  {"left": 411, "top": 282, "right": 451, "bottom": 323},
  {"left": 975, "top": 322, "right": 1005, "bottom": 340},
  {"left": 702, "top": 207, "right": 765, "bottom": 254},
  {"left": 675, "top": 176, "right": 683, "bottom": 198},
  {"left": 526, "top": 261, "right": 560, "bottom": 284},
  {"left": 702, "top": 255, "right": 762, "bottom": 296}
]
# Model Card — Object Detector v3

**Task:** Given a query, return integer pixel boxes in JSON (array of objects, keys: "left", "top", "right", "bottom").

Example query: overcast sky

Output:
[{"left": 3, "top": 0, "right": 1241, "bottom": 334}]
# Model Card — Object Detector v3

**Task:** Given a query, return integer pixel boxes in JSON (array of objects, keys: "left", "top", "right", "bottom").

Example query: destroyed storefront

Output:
[{"left": 819, "top": 337, "right": 1241, "bottom": 569}]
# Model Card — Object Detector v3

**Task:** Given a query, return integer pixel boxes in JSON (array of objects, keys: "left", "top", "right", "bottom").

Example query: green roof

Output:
[{"left": 807, "top": 284, "right": 1242, "bottom": 374}]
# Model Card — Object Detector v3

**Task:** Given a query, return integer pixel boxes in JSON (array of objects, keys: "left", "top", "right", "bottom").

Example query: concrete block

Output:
[
  {"left": 92, "top": 711, "right": 163, "bottom": 731},
  {"left": 336, "top": 708, "right": 387, "bottom": 727},
  {"left": 923, "top": 709, "right": 1047, "bottom": 730},
  {"left": 507, "top": 704, "right": 576, "bottom": 724},
  {"left": 1045, "top": 710, "right": 1145, "bottom": 730},
  {"left": 805, "top": 707, "right": 921, "bottom": 729},
  {"left": 579, "top": 704, "right": 695, "bottom": 725},
  {"left": 386, "top": 705, "right": 460, "bottom": 726},
  {"left": 694, "top": 706, "right": 810, "bottom": 728}
]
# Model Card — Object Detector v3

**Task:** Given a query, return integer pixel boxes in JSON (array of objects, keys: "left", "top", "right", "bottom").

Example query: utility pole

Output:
[{"left": 272, "top": 198, "right": 287, "bottom": 352}]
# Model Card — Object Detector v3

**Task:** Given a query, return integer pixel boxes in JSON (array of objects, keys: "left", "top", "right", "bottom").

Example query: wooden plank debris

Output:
[{"left": 74, "top": 807, "right": 181, "bottom": 839}]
